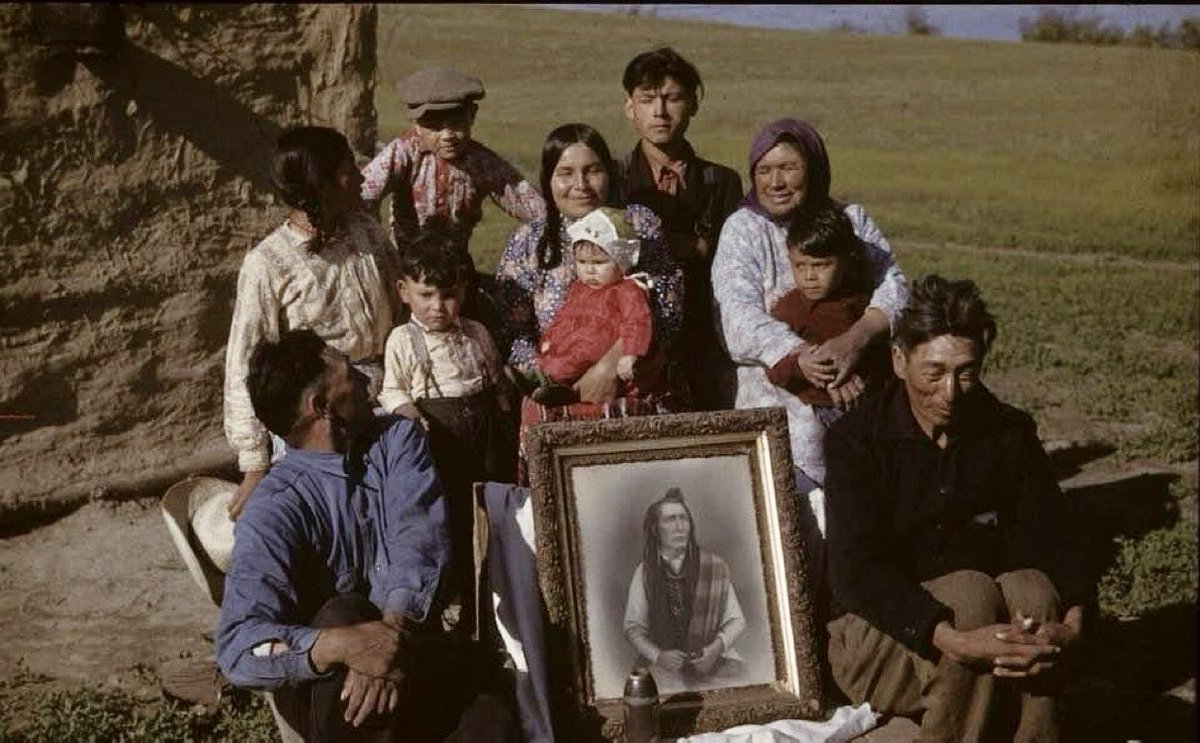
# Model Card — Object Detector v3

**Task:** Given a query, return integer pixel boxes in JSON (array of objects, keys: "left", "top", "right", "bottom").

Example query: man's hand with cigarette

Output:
[{"left": 932, "top": 604, "right": 1082, "bottom": 678}]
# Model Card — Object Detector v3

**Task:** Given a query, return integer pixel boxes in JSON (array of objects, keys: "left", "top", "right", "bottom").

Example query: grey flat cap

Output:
[{"left": 396, "top": 67, "right": 485, "bottom": 118}]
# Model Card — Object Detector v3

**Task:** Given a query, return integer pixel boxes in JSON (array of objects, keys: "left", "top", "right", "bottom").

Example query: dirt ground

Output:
[
  {"left": 0, "top": 450, "right": 1194, "bottom": 741},
  {"left": 0, "top": 497, "right": 218, "bottom": 693}
]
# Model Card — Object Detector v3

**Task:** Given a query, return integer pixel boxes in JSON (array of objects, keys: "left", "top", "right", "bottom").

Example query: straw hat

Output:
[{"left": 161, "top": 476, "right": 237, "bottom": 606}]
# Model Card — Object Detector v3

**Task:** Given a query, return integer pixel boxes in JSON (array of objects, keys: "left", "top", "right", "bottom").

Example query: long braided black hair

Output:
[
  {"left": 642, "top": 487, "right": 700, "bottom": 649},
  {"left": 270, "top": 126, "right": 353, "bottom": 253}
]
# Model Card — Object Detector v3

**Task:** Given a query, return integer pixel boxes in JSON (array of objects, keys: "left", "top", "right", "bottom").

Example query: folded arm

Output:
[{"left": 367, "top": 419, "right": 451, "bottom": 622}]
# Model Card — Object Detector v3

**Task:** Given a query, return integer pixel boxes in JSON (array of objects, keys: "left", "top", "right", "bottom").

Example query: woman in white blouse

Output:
[
  {"left": 223, "top": 127, "right": 398, "bottom": 518},
  {"left": 711, "top": 119, "right": 909, "bottom": 489}
]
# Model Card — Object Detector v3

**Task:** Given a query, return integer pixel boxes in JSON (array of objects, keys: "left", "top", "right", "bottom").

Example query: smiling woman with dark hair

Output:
[{"left": 494, "top": 122, "right": 686, "bottom": 478}]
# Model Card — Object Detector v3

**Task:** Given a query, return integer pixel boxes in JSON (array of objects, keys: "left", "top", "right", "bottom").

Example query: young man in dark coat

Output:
[{"left": 615, "top": 47, "right": 743, "bottom": 410}]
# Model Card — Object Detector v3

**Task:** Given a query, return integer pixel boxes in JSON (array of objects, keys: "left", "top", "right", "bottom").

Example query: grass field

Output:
[
  {"left": 377, "top": 4, "right": 1198, "bottom": 466},
  {"left": 5, "top": 6, "right": 1195, "bottom": 740},
  {"left": 378, "top": 5, "right": 1198, "bottom": 262}
]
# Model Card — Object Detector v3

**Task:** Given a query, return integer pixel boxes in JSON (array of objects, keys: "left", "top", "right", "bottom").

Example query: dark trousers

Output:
[
  {"left": 279, "top": 594, "right": 516, "bottom": 743},
  {"left": 415, "top": 394, "right": 515, "bottom": 639}
]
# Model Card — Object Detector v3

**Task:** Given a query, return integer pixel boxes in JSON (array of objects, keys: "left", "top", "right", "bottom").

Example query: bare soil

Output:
[{"left": 0, "top": 498, "right": 216, "bottom": 695}]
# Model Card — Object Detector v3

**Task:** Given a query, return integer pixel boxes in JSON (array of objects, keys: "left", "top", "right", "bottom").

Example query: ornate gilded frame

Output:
[{"left": 525, "top": 408, "right": 822, "bottom": 741}]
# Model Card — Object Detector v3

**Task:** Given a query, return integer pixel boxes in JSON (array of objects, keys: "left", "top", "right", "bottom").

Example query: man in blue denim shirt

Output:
[{"left": 215, "top": 329, "right": 509, "bottom": 742}]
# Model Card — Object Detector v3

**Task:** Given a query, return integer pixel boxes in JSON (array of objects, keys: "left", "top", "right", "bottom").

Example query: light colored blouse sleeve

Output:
[
  {"left": 378, "top": 326, "right": 416, "bottom": 413},
  {"left": 844, "top": 203, "right": 908, "bottom": 330},
  {"left": 223, "top": 251, "right": 279, "bottom": 473},
  {"left": 716, "top": 582, "right": 746, "bottom": 654},
  {"left": 711, "top": 209, "right": 804, "bottom": 369}
]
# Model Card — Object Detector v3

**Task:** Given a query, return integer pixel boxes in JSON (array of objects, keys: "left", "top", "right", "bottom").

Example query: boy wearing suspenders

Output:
[{"left": 378, "top": 243, "right": 515, "bottom": 638}]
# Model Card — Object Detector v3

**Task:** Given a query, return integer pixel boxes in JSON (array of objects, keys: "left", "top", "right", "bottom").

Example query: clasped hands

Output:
[
  {"left": 933, "top": 611, "right": 1082, "bottom": 679},
  {"left": 657, "top": 638, "right": 724, "bottom": 676},
  {"left": 310, "top": 612, "right": 413, "bottom": 727},
  {"left": 792, "top": 332, "right": 868, "bottom": 411}
]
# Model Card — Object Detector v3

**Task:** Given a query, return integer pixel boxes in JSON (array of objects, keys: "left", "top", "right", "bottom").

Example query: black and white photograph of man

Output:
[
  {"left": 623, "top": 487, "right": 747, "bottom": 689},
  {"left": 569, "top": 455, "right": 777, "bottom": 698}
]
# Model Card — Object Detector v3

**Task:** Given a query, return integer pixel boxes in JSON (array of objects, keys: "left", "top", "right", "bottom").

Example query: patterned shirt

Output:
[
  {"left": 493, "top": 203, "right": 683, "bottom": 371},
  {"left": 378, "top": 317, "right": 503, "bottom": 412},
  {"left": 711, "top": 204, "right": 908, "bottom": 482},
  {"left": 360, "top": 130, "right": 546, "bottom": 246},
  {"left": 223, "top": 212, "right": 398, "bottom": 472}
]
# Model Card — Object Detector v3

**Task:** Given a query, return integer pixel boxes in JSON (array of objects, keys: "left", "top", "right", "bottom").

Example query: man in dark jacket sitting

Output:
[{"left": 823, "top": 275, "right": 1089, "bottom": 742}]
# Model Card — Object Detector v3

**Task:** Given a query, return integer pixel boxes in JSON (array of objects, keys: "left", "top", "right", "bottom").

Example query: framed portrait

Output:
[{"left": 525, "top": 408, "right": 822, "bottom": 741}]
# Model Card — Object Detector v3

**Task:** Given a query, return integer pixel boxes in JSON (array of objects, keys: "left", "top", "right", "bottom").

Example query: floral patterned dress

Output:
[{"left": 494, "top": 204, "right": 685, "bottom": 480}]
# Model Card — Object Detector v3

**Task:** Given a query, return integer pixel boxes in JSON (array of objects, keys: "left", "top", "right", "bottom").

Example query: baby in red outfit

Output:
[{"left": 531, "top": 207, "right": 658, "bottom": 403}]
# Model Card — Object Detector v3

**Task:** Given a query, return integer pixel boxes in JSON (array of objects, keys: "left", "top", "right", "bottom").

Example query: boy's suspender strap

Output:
[{"left": 404, "top": 322, "right": 443, "bottom": 398}]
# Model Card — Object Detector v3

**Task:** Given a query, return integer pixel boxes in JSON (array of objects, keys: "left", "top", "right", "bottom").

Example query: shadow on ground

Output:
[{"left": 1063, "top": 467, "right": 1196, "bottom": 742}]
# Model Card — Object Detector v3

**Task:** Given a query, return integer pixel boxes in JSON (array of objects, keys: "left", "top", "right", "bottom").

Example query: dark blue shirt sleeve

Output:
[
  {"left": 367, "top": 418, "right": 450, "bottom": 619},
  {"left": 215, "top": 491, "right": 327, "bottom": 690}
]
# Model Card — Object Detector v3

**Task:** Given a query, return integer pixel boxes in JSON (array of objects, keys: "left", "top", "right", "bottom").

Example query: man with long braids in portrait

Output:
[{"left": 623, "top": 487, "right": 747, "bottom": 691}]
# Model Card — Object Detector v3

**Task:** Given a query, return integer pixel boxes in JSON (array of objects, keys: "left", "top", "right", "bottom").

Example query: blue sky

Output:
[{"left": 543, "top": 5, "right": 1200, "bottom": 42}]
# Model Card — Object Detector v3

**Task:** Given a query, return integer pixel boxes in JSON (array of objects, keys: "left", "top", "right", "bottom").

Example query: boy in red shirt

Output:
[{"left": 767, "top": 206, "right": 892, "bottom": 431}]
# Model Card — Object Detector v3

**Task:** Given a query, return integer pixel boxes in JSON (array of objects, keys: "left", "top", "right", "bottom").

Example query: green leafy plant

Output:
[
  {"left": 1098, "top": 520, "right": 1199, "bottom": 619},
  {"left": 0, "top": 682, "right": 276, "bottom": 743}
]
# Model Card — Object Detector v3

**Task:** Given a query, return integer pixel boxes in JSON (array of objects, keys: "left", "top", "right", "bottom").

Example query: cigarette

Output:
[{"left": 1021, "top": 617, "right": 1036, "bottom": 631}]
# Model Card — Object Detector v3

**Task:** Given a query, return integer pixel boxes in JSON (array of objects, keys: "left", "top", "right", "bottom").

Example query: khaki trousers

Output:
[{"left": 827, "top": 569, "right": 1064, "bottom": 743}]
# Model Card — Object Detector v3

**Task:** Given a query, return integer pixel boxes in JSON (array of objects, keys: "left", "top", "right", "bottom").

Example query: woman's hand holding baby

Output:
[
  {"left": 794, "top": 343, "right": 837, "bottom": 389},
  {"left": 616, "top": 355, "right": 637, "bottom": 382}
]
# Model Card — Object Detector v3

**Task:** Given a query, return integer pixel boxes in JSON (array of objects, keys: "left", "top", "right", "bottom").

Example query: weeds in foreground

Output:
[
  {"left": 1098, "top": 519, "right": 1199, "bottom": 620},
  {"left": 0, "top": 672, "right": 276, "bottom": 743}
]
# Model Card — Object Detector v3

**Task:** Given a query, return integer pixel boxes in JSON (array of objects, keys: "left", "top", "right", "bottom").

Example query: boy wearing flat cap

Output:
[{"left": 362, "top": 66, "right": 545, "bottom": 252}]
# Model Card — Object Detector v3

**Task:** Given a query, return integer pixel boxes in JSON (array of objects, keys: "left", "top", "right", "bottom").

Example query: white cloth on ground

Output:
[{"left": 671, "top": 703, "right": 878, "bottom": 742}]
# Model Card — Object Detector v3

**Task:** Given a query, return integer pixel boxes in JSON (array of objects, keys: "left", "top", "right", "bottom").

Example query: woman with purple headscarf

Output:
[{"left": 711, "top": 119, "right": 908, "bottom": 489}]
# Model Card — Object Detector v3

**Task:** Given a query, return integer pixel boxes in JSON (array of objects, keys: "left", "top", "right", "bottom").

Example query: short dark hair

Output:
[
  {"left": 622, "top": 47, "right": 704, "bottom": 104},
  {"left": 398, "top": 237, "right": 472, "bottom": 290},
  {"left": 785, "top": 205, "right": 869, "bottom": 292},
  {"left": 246, "top": 329, "right": 331, "bottom": 438},
  {"left": 894, "top": 275, "right": 998, "bottom": 354}
]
